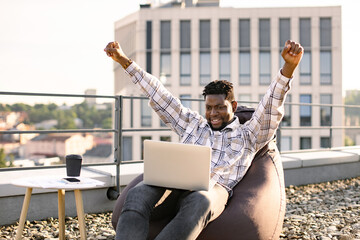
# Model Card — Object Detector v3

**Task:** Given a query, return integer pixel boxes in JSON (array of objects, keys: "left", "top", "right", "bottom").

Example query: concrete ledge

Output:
[{"left": 282, "top": 150, "right": 359, "bottom": 168}]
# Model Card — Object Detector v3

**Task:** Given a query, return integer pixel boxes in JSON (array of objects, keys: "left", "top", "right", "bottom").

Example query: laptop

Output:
[{"left": 143, "top": 140, "right": 212, "bottom": 191}]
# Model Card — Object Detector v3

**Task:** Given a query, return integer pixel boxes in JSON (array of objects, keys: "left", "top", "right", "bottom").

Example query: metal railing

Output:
[{"left": 1, "top": 91, "right": 360, "bottom": 198}]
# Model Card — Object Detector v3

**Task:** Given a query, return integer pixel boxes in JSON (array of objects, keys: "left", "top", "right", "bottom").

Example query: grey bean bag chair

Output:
[{"left": 112, "top": 106, "right": 286, "bottom": 240}]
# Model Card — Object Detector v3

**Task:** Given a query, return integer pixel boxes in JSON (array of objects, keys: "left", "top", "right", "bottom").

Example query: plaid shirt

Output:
[{"left": 125, "top": 62, "right": 291, "bottom": 193}]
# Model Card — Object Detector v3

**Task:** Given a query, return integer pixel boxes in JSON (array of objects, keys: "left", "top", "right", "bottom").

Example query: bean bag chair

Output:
[{"left": 112, "top": 106, "right": 286, "bottom": 240}]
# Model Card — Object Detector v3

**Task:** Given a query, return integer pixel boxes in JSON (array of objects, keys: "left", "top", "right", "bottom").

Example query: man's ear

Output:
[{"left": 231, "top": 101, "right": 238, "bottom": 113}]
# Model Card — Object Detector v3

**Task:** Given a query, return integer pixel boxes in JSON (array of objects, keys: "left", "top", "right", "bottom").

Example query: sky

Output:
[{"left": 0, "top": 0, "right": 358, "bottom": 105}]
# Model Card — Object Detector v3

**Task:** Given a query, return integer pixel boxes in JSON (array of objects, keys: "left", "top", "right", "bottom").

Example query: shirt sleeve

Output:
[
  {"left": 124, "top": 61, "right": 202, "bottom": 136},
  {"left": 243, "top": 69, "right": 292, "bottom": 153}
]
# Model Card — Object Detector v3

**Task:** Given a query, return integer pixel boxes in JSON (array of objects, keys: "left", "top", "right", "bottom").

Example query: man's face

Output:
[{"left": 205, "top": 94, "right": 237, "bottom": 130}]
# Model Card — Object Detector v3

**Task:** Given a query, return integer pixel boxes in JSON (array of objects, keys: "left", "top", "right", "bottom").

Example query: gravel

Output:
[{"left": 1, "top": 177, "right": 359, "bottom": 240}]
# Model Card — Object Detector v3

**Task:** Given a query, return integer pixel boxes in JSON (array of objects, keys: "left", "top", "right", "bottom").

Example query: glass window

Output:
[
  {"left": 280, "top": 136, "right": 292, "bottom": 151},
  {"left": 200, "top": 52, "right": 211, "bottom": 85},
  {"left": 279, "top": 18, "right": 290, "bottom": 69},
  {"left": 160, "top": 21, "right": 171, "bottom": 49},
  {"left": 239, "top": 19, "right": 250, "bottom": 48},
  {"left": 320, "top": 137, "right": 331, "bottom": 148},
  {"left": 300, "top": 137, "right": 312, "bottom": 150},
  {"left": 200, "top": 20, "right": 211, "bottom": 49},
  {"left": 180, "top": 20, "right": 191, "bottom": 49},
  {"left": 180, "top": 53, "right": 191, "bottom": 85},
  {"left": 122, "top": 136, "right": 133, "bottom": 161},
  {"left": 300, "top": 51, "right": 311, "bottom": 85},
  {"left": 219, "top": 52, "right": 231, "bottom": 80},
  {"left": 259, "top": 19, "right": 270, "bottom": 48},
  {"left": 239, "top": 51, "right": 251, "bottom": 85},
  {"left": 160, "top": 21, "right": 171, "bottom": 78},
  {"left": 320, "top": 51, "right": 332, "bottom": 85},
  {"left": 141, "top": 136, "right": 152, "bottom": 159},
  {"left": 281, "top": 94, "right": 291, "bottom": 127},
  {"left": 320, "top": 18, "right": 331, "bottom": 47},
  {"left": 180, "top": 94, "right": 192, "bottom": 109},
  {"left": 160, "top": 53, "right": 171, "bottom": 77},
  {"left": 320, "top": 94, "right": 332, "bottom": 126},
  {"left": 160, "top": 136, "right": 171, "bottom": 142},
  {"left": 300, "top": 94, "right": 312, "bottom": 126},
  {"left": 259, "top": 51, "right": 271, "bottom": 85},
  {"left": 279, "top": 18, "right": 290, "bottom": 47},
  {"left": 199, "top": 95, "right": 205, "bottom": 117},
  {"left": 141, "top": 99, "right": 152, "bottom": 127},
  {"left": 146, "top": 21, "right": 152, "bottom": 74},
  {"left": 238, "top": 94, "right": 251, "bottom": 106},
  {"left": 146, "top": 21, "right": 152, "bottom": 50},
  {"left": 219, "top": 19, "right": 230, "bottom": 49},
  {"left": 300, "top": 18, "right": 311, "bottom": 47}
]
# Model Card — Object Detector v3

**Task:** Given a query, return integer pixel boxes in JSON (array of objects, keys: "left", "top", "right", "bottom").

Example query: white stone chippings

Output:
[{"left": 1, "top": 177, "right": 360, "bottom": 239}]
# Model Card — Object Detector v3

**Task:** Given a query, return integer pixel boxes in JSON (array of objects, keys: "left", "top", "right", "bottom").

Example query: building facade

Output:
[{"left": 114, "top": 0, "right": 342, "bottom": 161}]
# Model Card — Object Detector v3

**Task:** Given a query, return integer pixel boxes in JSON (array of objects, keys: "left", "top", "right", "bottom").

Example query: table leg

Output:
[
  {"left": 74, "top": 189, "right": 87, "bottom": 240},
  {"left": 58, "top": 189, "right": 66, "bottom": 240},
  {"left": 16, "top": 187, "right": 33, "bottom": 240}
]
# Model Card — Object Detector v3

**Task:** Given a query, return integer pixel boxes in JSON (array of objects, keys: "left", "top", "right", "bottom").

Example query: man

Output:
[{"left": 104, "top": 39, "right": 303, "bottom": 240}]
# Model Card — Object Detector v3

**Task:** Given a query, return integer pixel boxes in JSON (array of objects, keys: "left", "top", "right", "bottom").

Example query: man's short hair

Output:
[{"left": 202, "top": 80, "right": 235, "bottom": 102}]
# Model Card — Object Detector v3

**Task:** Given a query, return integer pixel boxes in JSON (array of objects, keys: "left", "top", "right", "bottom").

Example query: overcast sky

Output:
[{"left": 0, "top": 0, "right": 358, "bottom": 105}]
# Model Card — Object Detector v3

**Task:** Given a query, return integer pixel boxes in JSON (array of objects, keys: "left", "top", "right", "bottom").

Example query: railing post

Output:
[
  {"left": 114, "top": 95, "right": 122, "bottom": 194},
  {"left": 329, "top": 105, "right": 333, "bottom": 148}
]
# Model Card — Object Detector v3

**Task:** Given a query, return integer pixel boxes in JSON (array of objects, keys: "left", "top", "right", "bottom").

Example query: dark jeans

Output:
[{"left": 115, "top": 182, "right": 228, "bottom": 240}]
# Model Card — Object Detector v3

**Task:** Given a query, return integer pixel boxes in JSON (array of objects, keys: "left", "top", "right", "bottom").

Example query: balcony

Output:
[{"left": 0, "top": 91, "right": 360, "bottom": 238}]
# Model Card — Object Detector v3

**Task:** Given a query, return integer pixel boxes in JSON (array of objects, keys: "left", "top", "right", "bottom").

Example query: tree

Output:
[{"left": 0, "top": 148, "right": 7, "bottom": 168}]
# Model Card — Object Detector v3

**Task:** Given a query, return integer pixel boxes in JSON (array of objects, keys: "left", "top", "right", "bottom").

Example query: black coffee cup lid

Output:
[{"left": 66, "top": 154, "right": 82, "bottom": 160}]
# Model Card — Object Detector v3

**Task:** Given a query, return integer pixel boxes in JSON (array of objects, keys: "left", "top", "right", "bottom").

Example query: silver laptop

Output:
[{"left": 143, "top": 140, "right": 211, "bottom": 191}]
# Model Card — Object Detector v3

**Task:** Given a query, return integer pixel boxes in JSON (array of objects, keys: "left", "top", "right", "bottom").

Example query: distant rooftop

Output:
[{"left": 140, "top": 0, "right": 219, "bottom": 9}]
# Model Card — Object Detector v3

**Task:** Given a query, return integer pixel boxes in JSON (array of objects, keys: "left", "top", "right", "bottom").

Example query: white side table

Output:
[{"left": 12, "top": 176, "right": 105, "bottom": 240}]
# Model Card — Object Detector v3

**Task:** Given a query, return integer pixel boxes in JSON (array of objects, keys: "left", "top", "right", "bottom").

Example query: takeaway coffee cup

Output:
[{"left": 66, "top": 154, "right": 82, "bottom": 177}]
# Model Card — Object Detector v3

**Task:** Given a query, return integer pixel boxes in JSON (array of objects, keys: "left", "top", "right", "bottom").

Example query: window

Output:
[
  {"left": 122, "top": 136, "right": 133, "bottom": 161},
  {"left": 300, "top": 18, "right": 311, "bottom": 85},
  {"left": 320, "top": 94, "right": 332, "bottom": 126},
  {"left": 320, "top": 137, "right": 331, "bottom": 148},
  {"left": 219, "top": 52, "right": 231, "bottom": 80},
  {"left": 160, "top": 136, "right": 171, "bottom": 142},
  {"left": 279, "top": 18, "right": 290, "bottom": 68},
  {"left": 300, "top": 137, "right": 312, "bottom": 150},
  {"left": 280, "top": 136, "right": 292, "bottom": 151},
  {"left": 200, "top": 20, "right": 211, "bottom": 85},
  {"left": 146, "top": 21, "right": 152, "bottom": 73},
  {"left": 259, "top": 51, "right": 271, "bottom": 85},
  {"left": 219, "top": 20, "right": 231, "bottom": 80},
  {"left": 320, "top": 51, "right": 332, "bottom": 85},
  {"left": 300, "top": 51, "right": 312, "bottom": 85},
  {"left": 259, "top": 19, "right": 270, "bottom": 48},
  {"left": 141, "top": 99, "right": 152, "bottom": 127},
  {"left": 238, "top": 94, "right": 251, "bottom": 106},
  {"left": 239, "top": 52, "right": 251, "bottom": 85},
  {"left": 259, "top": 19, "right": 271, "bottom": 85},
  {"left": 320, "top": 18, "right": 331, "bottom": 47},
  {"left": 180, "top": 53, "right": 191, "bottom": 85},
  {"left": 180, "top": 21, "right": 191, "bottom": 86},
  {"left": 199, "top": 95, "right": 205, "bottom": 117},
  {"left": 200, "top": 52, "right": 211, "bottom": 85},
  {"left": 160, "top": 21, "right": 171, "bottom": 78},
  {"left": 300, "top": 94, "right": 311, "bottom": 126},
  {"left": 141, "top": 136, "right": 152, "bottom": 159},
  {"left": 281, "top": 94, "right": 291, "bottom": 127},
  {"left": 239, "top": 19, "right": 251, "bottom": 85},
  {"left": 320, "top": 18, "right": 332, "bottom": 85},
  {"left": 180, "top": 94, "right": 192, "bottom": 109},
  {"left": 200, "top": 20, "right": 211, "bottom": 49}
]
